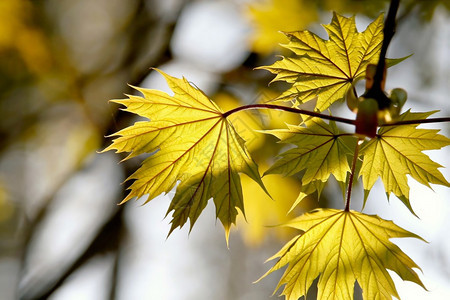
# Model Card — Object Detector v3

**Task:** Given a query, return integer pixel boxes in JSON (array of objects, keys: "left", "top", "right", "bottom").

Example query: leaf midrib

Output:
[{"left": 140, "top": 118, "right": 223, "bottom": 191}]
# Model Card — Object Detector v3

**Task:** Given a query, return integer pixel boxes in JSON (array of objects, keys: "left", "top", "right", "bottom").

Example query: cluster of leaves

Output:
[{"left": 105, "top": 12, "right": 449, "bottom": 300}]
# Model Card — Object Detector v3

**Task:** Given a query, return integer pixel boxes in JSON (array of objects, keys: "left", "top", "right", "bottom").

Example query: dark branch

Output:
[
  {"left": 363, "top": 0, "right": 400, "bottom": 109},
  {"left": 377, "top": 0, "right": 400, "bottom": 85}
]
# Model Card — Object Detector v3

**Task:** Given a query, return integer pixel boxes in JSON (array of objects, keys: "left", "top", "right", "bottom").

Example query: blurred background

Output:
[{"left": 0, "top": 0, "right": 449, "bottom": 299}]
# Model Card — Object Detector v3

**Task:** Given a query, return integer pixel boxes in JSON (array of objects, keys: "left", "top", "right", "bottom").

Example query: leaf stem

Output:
[
  {"left": 222, "top": 104, "right": 356, "bottom": 125},
  {"left": 380, "top": 117, "right": 450, "bottom": 126},
  {"left": 345, "top": 139, "right": 363, "bottom": 212}
]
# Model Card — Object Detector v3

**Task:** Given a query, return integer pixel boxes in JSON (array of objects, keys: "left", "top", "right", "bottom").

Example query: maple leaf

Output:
[
  {"left": 264, "top": 118, "right": 355, "bottom": 207},
  {"left": 259, "top": 209, "right": 425, "bottom": 300},
  {"left": 359, "top": 110, "right": 450, "bottom": 212},
  {"left": 261, "top": 13, "right": 406, "bottom": 112},
  {"left": 103, "top": 69, "right": 266, "bottom": 240}
]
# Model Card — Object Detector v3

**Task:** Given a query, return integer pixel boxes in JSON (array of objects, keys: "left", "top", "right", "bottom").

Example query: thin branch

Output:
[
  {"left": 363, "top": 0, "right": 400, "bottom": 108},
  {"left": 19, "top": 207, "right": 124, "bottom": 300},
  {"left": 345, "top": 139, "right": 362, "bottom": 212},
  {"left": 108, "top": 241, "right": 123, "bottom": 300},
  {"left": 222, "top": 104, "right": 356, "bottom": 126}
]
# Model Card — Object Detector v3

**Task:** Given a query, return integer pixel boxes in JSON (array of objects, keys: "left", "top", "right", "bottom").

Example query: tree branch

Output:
[{"left": 362, "top": 0, "right": 400, "bottom": 109}]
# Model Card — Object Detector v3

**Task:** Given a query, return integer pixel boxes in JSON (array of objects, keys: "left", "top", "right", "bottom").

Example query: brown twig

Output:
[{"left": 345, "top": 139, "right": 362, "bottom": 212}]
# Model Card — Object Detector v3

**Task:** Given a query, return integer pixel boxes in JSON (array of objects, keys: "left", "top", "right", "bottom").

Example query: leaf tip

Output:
[
  {"left": 224, "top": 226, "right": 231, "bottom": 249},
  {"left": 118, "top": 195, "right": 133, "bottom": 205}
]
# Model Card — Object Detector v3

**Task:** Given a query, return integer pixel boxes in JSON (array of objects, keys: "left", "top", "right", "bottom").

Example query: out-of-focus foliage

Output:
[
  {"left": 0, "top": 0, "right": 183, "bottom": 298},
  {"left": 0, "top": 0, "right": 52, "bottom": 74},
  {"left": 247, "top": 0, "right": 450, "bottom": 55},
  {"left": 0, "top": 182, "right": 13, "bottom": 223},
  {"left": 238, "top": 166, "right": 306, "bottom": 247},
  {"left": 415, "top": 0, "right": 450, "bottom": 20},
  {"left": 247, "top": 0, "right": 318, "bottom": 55}
]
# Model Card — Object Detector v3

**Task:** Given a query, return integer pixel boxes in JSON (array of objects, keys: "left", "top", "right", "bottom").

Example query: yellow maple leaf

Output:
[
  {"left": 261, "top": 13, "right": 393, "bottom": 111},
  {"left": 103, "top": 70, "right": 267, "bottom": 240},
  {"left": 359, "top": 110, "right": 450, "bottom": 212},
  {"left": 258, "top": 208, "right": 425, "bottom": 300}
]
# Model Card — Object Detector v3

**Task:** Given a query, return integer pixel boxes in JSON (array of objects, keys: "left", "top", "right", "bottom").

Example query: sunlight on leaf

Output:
[
  {"left": 103, "top": 69, "right": 267, "bottom": 241},
  {"left": 259, "top": 209, "right": 426, "bottom": 300}
]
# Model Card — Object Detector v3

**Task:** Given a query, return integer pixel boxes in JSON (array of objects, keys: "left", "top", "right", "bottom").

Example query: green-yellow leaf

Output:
[
  {"left": 359, "top": 110, "right": 450, "bottom": 211},
  {"left": 262, "top": 13, "right": 389, "bottom": 111},
  {"left": 103, "top": 69, "right": 266, "bottom": 240},
  {"left": 259, "top": 209, "right": 425, "bottom": 300},
  {"left": 264, "top": 118, "right": 355, "bottom": 205}
]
